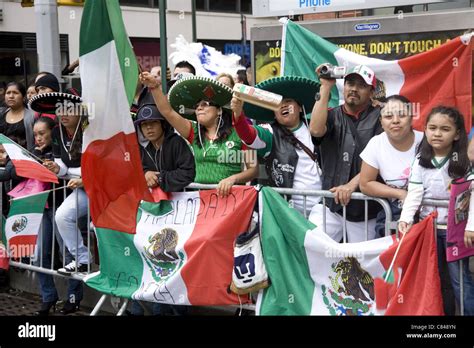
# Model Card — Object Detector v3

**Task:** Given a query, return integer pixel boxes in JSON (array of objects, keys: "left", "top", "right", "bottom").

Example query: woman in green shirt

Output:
[{"left": 140, "top": 73, "right": 258, "bottom": 196}]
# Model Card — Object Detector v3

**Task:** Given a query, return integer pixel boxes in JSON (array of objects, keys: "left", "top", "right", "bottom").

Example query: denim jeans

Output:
[
  {"left": 55, "top": 188, "right": 91, "bottom": 265},
  {"left": 35, "top": 208, "right": 83, "bottom": 303},
  {"left": 438, "top": 229, "right": 474, "bottom": 315}
]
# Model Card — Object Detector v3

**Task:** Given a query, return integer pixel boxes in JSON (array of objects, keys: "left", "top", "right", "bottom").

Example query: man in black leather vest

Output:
[{"left": 309, "top": 65, "right": 383, "bottom": 242}]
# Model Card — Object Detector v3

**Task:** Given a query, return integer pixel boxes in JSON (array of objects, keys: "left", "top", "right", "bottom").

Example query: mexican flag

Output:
[
  {"left": 281, "top": 19, "right": 473, "bottom": 131},
  {"left": 80, "top": 0, "right": 152, "bottom": 234},
  {"left": 0, "top": 134, "right": 58, "bottom": 184},
  {"left": 85, "top": 187, "right": 257, "bottom": 305},
  {"left": 256, "top": 187, "right": 443, "bottom": 315},
  {"left": 5, "top": 192, "right": 48, "bottom": 258}
]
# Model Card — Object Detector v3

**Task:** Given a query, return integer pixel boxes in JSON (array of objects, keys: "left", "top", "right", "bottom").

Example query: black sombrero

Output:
[
  {"left": 243, "top": 76, "right": 320, "bottom": 122},
  {"left": 29, "top": 89, "right": 83, "bottom": 114},
  {"left": 167, "top": 76, "right": 232, "bottom": 121}
]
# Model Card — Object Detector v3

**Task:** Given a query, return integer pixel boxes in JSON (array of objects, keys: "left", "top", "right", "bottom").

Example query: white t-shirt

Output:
[
  {"left": 360, "top": 131, "right": 423, "bottom": 189},
  {"left": 290, "top": 123, "right": 322, "bottom": 214}
]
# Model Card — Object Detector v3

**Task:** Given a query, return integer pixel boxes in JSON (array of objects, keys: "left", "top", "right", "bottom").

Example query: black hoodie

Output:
[{"left": 139, "top": 127, "right": 195, "bottom": 192}]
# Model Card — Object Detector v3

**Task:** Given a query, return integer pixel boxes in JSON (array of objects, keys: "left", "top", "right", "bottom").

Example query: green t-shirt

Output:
[{"left": 189, "top": 122, "right": 245, "bottom": 184}]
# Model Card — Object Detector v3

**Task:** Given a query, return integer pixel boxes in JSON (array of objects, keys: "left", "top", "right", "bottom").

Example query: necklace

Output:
[
  {"left": 59, "top": 123, "right": 80, "bottom": 161},
  {"left": 200, "top": 117, "right": 222, "bottom": 158},
  {"left": 203, "top": 138, "right": 218, "bottom": 158},
  {"left": 6, "top": 109, "right": 23, "bottom": 123}
]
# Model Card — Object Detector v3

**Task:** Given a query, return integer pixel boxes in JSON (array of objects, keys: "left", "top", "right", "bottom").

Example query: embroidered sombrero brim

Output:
[
  {"left": 29, "top": 92, "right": 83, "bottom": 114},
  {"left": 168, "top": 76, "right": 233, "bottom": 121},
  {"left": 243, "top": 76, "right": 320, "bottom": 122}
]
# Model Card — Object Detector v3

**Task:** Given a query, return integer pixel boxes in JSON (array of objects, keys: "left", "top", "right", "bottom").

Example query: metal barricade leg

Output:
[
  {"left": 117, "top": 299, "right": 129, "bottom": 316},
  {"left": 365, "top": 200, "right": 368, "bottom": 241},
  {"left": 342, "top": 205, "right": 347, "bottom": 243},
  {"left": 90, "top": 294, "right": 108, "bottom": 316},
  {"left": 322, "top": 197, "right": 326, "bottom": 234}
]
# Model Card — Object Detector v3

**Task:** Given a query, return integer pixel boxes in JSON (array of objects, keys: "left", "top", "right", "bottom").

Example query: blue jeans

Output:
[
  {"left": 438, "top": 229, "right": 474, "bottom": 315},
  {"left": 35, "top": 208, "right": 83, "bottom": 303}
]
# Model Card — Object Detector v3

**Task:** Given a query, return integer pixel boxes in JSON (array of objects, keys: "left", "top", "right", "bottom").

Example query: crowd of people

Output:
[{"left": 0, "top": 58, "right": 473, "bottom": 316}]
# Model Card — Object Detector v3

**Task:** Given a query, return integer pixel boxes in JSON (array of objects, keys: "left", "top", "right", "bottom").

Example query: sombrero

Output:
[
  {"left": 29, "top": 88, "right": 83, "bottom": 114},
  {"left": 168, "top": 76, "right": 233, "bottom": 121},
  {"left": 243, "top": 76, "right": 320, "bottom": 122}
]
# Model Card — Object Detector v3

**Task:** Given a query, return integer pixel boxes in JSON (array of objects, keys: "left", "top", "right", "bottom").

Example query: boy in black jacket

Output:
[
  {"left": 132, "top": 104, "right": 195, "bottom": 316},
  {"left": 136, "top": 103, "right": 195, "bottom": 193}
]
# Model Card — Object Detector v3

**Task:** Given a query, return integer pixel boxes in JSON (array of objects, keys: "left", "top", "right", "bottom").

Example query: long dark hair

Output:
[
  {"left": 195, "top": 108, "right": 233, "bottom": 148},
  {"left": 417, "top": 106, "right": 470, "bottom": 179},
  {"left": 58, "top": 117, "right": 84, "bottom": 161},
  {"left": 68, "top": 122, "right": 83, "bottom": 161}
]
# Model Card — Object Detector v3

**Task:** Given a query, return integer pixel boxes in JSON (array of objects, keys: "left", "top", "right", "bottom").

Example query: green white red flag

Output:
[
  {"left": 281, "top": 19, "right": 473, "bottom": 131},
  {"left": 79, "top": 0, "right": 152, "bottom": 234},
  {"left": 85, "top": 187, "right": 257, "bottom": 305}
]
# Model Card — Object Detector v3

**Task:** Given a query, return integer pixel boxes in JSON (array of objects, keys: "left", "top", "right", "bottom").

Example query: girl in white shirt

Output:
[{"left": 399, "top": 106, "right": 474, "bottom": 315}]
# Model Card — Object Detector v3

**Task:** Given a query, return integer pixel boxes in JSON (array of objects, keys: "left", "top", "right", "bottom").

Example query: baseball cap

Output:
[
  {"left": 134, "top": 104, "right": 165, "bottom": 126},
  {"left": 344, "top": 65, "right": 376, "bottom": 88}
]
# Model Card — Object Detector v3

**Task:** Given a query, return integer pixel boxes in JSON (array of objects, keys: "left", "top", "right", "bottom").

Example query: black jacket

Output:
[
  {"left": 140, "top": 130, "right": 195, "bottom": 192},
  {"left": 319, "top": 104, "right": 383, "bottom": 221}
]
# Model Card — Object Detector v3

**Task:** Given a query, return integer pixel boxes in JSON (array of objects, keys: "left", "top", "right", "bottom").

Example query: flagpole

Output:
[
  {"left": 279, "top": 17, "right": 289, "bottom": 76},
  {"left": 9, "top": 185, "right": 68, "bottom": 201},
  {"left": 384, "top": 230, "right": 407, "bottom": 282}
]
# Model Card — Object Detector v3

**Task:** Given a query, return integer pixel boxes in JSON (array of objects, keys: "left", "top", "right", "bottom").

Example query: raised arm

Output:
[
  {"left": 140, "top": 72, "right": 192, "bottom": 139},
  {"left": 309, "top": 65, "right": 336, "bottom": 138}
]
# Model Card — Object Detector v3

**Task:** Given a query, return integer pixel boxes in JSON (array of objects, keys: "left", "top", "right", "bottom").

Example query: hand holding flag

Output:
[{"left": 0, "top": 134, "right": 58, "bottom": 184}]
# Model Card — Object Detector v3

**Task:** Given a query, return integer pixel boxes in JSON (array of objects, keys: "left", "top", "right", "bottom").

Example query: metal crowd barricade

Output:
[
  {"left": 187, "top": 184, "right": 395, "bottom": 240},
  {"left": 3, "top": 181, "right": 469, "bottom": 316}
]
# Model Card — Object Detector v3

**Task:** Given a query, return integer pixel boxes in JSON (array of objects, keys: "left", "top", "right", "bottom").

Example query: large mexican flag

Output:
[
  {"left": 256, "top": 187, "right": 443, "bottom": 316},
  {"left": 85, "top": 187, "right": 257, "bottom": 305},
  {"left": 80, "top": 0, "right": 152, "bottom": 234},
  {"left": 281, "top": 19, "right": 473, "bottom": 131}
]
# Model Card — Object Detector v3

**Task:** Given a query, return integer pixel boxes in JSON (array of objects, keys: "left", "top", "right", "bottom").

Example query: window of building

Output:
[
  {"left": 196, "top": 0, "right": 252, "bottom": 14},
  {"left": 0, "top": 33, "right": 69, "bottom": 88},
  {"left": 196, "top": 0, "right": 206, "bottom": 10},
  {"left": 240, "top": 0, "right": 252, "bottom": 14},
  {"left": 119, "top": 0, "right": 158, "bottom": 8},
  {"left": 209, "top": 0, "right": 237, "bottom": 12}
]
